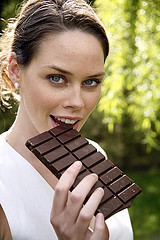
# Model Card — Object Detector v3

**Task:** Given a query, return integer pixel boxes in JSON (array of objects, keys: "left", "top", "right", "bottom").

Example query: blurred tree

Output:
[
  {"left": 93, "top": 0, "right": 160, "bottom": 152},
  {"left": 88, "top": 0, "right": 96, "bottom": 5},
  {"left": 0, "top": 0, "right": 20, "bottom": 30}
]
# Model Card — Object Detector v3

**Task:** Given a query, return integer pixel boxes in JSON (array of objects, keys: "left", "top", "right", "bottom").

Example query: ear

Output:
[{"left": 8, "top": 52, "right": 21, "bottom": 88}]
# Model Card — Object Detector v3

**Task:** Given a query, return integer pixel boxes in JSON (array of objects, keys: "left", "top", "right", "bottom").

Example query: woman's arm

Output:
[{"left": 0, "top": 205, "right": 12, "bottom": 240}]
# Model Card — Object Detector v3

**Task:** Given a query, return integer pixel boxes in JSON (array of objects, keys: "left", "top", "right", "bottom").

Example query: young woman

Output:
[{"left": 0, "top": 0, "right": 133, "bottom": 239}]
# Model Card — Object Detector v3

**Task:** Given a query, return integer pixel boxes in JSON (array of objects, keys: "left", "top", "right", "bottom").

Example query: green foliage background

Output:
[
  {"left": 0, "top": 0, "right": 160, "bottom": 239},
  {"left": 97, "top": 0, "right": 160, "bottom": 150}
]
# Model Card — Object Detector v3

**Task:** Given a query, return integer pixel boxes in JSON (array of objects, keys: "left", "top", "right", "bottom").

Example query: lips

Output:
[{"left": 50, "top": 115, "right": 80, "bottom": 129}]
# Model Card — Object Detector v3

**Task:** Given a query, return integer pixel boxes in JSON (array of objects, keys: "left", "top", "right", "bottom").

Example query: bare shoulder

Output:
[{"left": 0, "top": 205, "right": 12, "bottom": 240}]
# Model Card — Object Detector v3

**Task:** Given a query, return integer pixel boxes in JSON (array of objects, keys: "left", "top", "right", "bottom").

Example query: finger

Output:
[
  {"left": 75, "top": 187, "right": 104, "bottom": 239},
  {"left": 65, "top": 173, "right": 98, "bottom": 224},
  {"left": 90, "top": 213, "right": 109, "bottom": 240},
  {"left": 52, "top": 161, "right": 82, "bottom": 216}
]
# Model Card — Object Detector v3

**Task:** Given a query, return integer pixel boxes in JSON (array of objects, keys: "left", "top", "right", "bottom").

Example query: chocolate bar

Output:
[{"left": 26, "top": 125, "right": 142, "bottom": 219}]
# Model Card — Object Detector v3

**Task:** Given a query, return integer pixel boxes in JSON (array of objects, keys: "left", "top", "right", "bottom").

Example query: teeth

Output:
[{"left": 55, "top": 117, "right": 77, "bottom": 125}]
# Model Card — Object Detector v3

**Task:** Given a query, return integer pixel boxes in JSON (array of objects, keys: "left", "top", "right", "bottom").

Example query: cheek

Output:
[
  {"left": 85, "top": 90, "right": 101, "bottom": 114},
  {"left": 21, "top": 84, "right": 54, "bottom": 115},
  {"left": 79, "top": 91, "right": 100, "bottom": 131}
]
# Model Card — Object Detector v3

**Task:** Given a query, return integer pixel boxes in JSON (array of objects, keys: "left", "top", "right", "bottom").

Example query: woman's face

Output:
[{"left": 18, "top": 30, "right": 105, "bottom": 134}]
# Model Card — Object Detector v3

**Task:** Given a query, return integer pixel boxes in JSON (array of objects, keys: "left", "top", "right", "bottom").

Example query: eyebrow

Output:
[{"left": 44, "top": 64, "right": 105, "bottom": 78}]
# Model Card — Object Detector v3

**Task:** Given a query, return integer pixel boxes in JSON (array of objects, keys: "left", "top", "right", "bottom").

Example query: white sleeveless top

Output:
[{"left": 0, "top": 133, "right": 133, "bottom": 240}]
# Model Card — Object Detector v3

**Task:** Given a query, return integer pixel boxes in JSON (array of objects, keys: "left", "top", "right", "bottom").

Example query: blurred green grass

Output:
[{"left": 128, "top": 170, "right": 160, "bottom": 240}]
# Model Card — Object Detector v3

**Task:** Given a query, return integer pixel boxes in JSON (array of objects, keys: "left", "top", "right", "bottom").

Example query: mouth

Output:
[{"left": 50, "top": 115, "right": 80, "bottom": 128}]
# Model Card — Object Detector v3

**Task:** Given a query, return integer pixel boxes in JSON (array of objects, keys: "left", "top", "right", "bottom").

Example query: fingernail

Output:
[
  {"left": 73, "top": 161, "right": 82, "bottom": 168},
  {"left": 97, "top": 187, "right": 104, "bottom": 195},
  {"left": 91, "top": 173, "right": 98, "bottom": 179}
]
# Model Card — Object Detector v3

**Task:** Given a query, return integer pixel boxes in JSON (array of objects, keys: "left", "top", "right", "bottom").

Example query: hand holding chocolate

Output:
[{"left": 26, "top": 124, "right": 142, "bottom": 220}]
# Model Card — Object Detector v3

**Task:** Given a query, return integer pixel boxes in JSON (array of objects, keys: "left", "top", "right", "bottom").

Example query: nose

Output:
[{"left": 62, "top": 85, "right": 85, "bottom": 111}]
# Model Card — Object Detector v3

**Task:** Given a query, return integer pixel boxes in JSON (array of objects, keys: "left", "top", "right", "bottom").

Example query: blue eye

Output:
[
  {"left": 84, "top": 79, "right": 101, "bottom": 86},
  {"left": 49, "top": 75, "right": 65, "bottom": 84}
]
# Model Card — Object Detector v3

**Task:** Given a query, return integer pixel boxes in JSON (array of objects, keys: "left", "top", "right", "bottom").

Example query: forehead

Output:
[{"left": 32, "top": 30, "right": 105, "bottom": 73}]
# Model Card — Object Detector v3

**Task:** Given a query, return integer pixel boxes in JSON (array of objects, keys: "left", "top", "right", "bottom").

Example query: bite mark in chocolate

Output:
[{"left": 26, "top": 125, "right": 142, "bottom": 220}]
